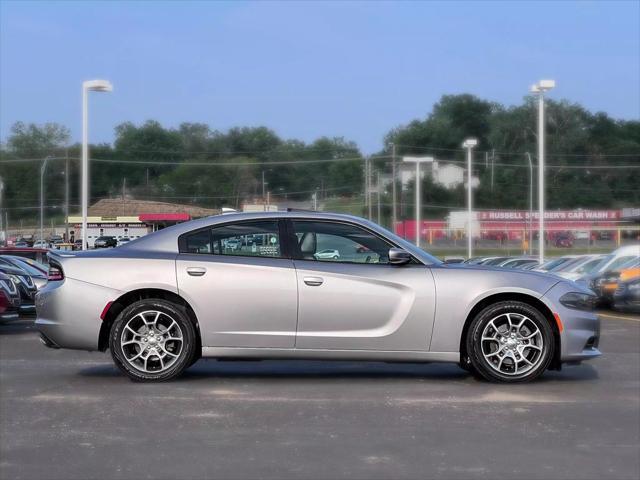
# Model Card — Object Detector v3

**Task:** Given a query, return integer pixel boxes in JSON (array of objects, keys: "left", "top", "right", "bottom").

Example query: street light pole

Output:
[
  {"left": 40, "top": 156, "right": 52, "bottom": 244},
  {"left": 403, "top": 156, "right": 434, "bottom": 248},
  {"left": 391, "top": 143, "right": 397, "bottom": 230},
  {"left": 526, "top": 152, "right": 533, "bottom": 255},
  {"left": 531, "top": 79, "right": 555, "bottom": 264},
  {"left": 462, "top": 139, "right": 478, "bottom": 259},
  {"left": 82, "top": 80, "right": 113, "bottom": 250}
]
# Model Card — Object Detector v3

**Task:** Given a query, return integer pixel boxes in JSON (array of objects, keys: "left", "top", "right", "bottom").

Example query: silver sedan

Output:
[{"left": 36, "top": 212, "right": 601, "bottom": 383}]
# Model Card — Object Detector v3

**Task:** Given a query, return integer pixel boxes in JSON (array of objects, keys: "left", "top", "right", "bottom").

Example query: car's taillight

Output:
[{"left": 48, "top": 264, "right": 64, "bottom": 281}]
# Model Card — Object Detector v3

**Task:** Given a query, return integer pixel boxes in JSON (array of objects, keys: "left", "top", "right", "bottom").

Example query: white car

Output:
[
  {"left": 314, "top": 249, "right": 340, "bottom": 260},
  {"left": 117, "top": 237, "right": 132, "bottom": 247},
  {"left": 32, "top": 240, "right": 50, "bottom": 249},
  {"left": 224, "top": 239, "right": 241, "bottom": 251}
]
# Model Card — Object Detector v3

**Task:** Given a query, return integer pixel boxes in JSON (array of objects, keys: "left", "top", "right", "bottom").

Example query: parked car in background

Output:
[
  {"left": 0, "top": 272, "right": 21, "bottom": 323},
  {"left": 32, "top": 240, "right": 50, "bottom": 249},
  {"left": 0, "top": 264, "right": 37, "bottom": 314},
  {"left": 13, "top": 241, "right": 29, "bottom": 248},
  {"left": 314, "top": 249, "right": 340, "bottom": 260},
  {"left": 613, "top": 278, "right": 640, "bottom": 314},
  {"left": 464, "top": 257, "right": 491, "bottom": 265},
  {"left": 0, "top": 247, "right": 49, "bottom": 265},
  {"left": 520, "top": 262, "right": 540, "bottom": 270},
  {"left": 497, "top": 257, "right": 539, "bottom": 269},
  {"left": 588, "top": 257, "right": 640, "bottom": 306},
  {"left": 94, "top": 236, "right": 117, "bottom": 248},
  {"left": 554, "top": 233, "right": 574, "bottom": 248},
  {"left": 534, "top": 256, "right": 579, "bottom": 273},
  {"left": 117, "top": 237, "right": 132, "bottom": 247},
  {"left": 478, "top": 256, "right": 511, "bottom": 266},
  {"left": 73, "top": 239, "right": 85, "bottom": 250},
  {"left": 443, "top": 256, "right": 465, "bottom": 264},
  {"left": 552, "top": 255, "right": 609, "bottom": 281},
  {"left": 0, "top": 255, "right": 48, "bottom": 290}
]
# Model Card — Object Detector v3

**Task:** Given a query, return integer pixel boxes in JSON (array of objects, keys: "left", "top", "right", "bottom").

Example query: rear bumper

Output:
[{"left": 35, "top": 278, "right": 120, "bottom": 351}]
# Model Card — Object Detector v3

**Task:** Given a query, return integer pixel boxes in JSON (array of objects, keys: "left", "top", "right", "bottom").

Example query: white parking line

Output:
[{"left": 598, "top": 312, "right": 640, "bottom": 322}]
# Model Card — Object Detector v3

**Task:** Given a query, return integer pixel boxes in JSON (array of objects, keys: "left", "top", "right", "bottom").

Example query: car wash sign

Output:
[{"left": 477, "top": 210, "right": 620, "bottom": 221}]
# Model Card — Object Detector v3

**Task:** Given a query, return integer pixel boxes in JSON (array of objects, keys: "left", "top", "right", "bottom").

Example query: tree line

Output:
[{"left": 1, "top": 93, "right": 638, "bottom": 223}]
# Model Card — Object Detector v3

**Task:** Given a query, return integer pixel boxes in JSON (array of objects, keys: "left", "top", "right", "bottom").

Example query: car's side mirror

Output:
[{"left": 388, "top": 248, "right": 412, "bottom": 265}]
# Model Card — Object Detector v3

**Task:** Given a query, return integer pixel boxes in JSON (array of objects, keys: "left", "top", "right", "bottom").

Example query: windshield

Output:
[
  {"left": 541, "top": 257, "right": 573, "bottom": 271},
  {"left": 607, "top": 255, "right": 638, "bottom": 272},
  {"left": 574, "top": 256, "right": 610, "bottom": 274}
]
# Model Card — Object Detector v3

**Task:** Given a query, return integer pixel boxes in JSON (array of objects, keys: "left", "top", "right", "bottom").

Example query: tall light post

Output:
[
  {"left": 82, "top": 79, "right": 113, "bottom": 250},
  {"left": 462, "top": 138, "right": 478, "bottom": 259},
  {"left": 530, "top": 79, "right": 555, "bottom": 263},
  {"left": 40, "top": 155, "right": 53, "bottom": 243},
  {"left": 525, "top": 152, "right": 534, "bottom": 255},
  {"left": 403, "top": 156, "right": 434, "bottom": 248}
]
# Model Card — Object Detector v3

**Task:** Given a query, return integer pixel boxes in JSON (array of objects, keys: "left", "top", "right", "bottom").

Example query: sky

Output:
[{"left": 1, "top": 0, "right": 638, "bottom": 153}]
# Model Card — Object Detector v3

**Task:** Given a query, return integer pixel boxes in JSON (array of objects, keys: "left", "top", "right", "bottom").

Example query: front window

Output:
[{"left": 291, "top": 220, "right": 393, "bottom": 264}]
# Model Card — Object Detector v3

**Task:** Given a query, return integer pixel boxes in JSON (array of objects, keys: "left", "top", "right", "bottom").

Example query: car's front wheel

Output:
[
  {"left": 109, "top": 299, "right": 198, "bottom": 382},
  {"left": 466, "top": 301, "right": 554, "bottom": 383}
]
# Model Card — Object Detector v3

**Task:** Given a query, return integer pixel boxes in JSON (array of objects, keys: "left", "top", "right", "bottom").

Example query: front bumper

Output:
[
  {"left": 542, "top": 282, "right": 601, "bottom": 363},
  {"left": 35, "top": 277, "right": 120, "bottom": 351}
]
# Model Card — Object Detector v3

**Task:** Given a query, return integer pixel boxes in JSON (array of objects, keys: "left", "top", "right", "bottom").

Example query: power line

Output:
[{"left": 393, "top": 143, "right": 640, "bottom": 158}]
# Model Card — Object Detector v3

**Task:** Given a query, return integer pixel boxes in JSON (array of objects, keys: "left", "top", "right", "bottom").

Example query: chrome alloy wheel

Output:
[
  {"left": 120, "top": 310, "right": 184, "bottom": 373},
  {"left": 480, "top": 312, "right": 544, "bottom": 376}
]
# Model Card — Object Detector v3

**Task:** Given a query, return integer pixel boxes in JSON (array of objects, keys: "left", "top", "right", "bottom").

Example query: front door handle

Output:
[
  {"left": 186, "top": 267, "right": 206, "bottom": 277},
  {"left": 303, "top": 276, "right": 324, "bottom": 286}
]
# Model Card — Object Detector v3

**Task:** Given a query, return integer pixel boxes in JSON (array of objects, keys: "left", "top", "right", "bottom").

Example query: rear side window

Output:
[
  {"left": 181, "top": 221, "right": 282, "bottom": 258},
  {"left": 185, "top": 229, "right": 212, "bottom": 254}
]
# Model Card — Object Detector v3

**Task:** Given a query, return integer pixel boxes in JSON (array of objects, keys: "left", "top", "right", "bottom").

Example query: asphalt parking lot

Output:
[{"left": 1, "top": 313, "right": 639, "bottom": 480}]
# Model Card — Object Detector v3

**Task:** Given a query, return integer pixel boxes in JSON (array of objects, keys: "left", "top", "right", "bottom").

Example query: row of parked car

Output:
[
  {"left": 0, "top": 253, "right": 48, "bottom": 322},
  {"left": 456, "top": 244, "right": 640, "bottom": 312},
  {"left": 10, "top": 235, "right": 132, "bottom": 250}
]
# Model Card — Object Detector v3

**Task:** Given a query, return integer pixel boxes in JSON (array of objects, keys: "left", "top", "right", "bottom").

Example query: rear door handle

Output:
[
  {"left": 186, "top": 267, "right": 206, "bottom": 277},
  {"left": 303, "top": 276, "right": 324, "bottom": 286}
]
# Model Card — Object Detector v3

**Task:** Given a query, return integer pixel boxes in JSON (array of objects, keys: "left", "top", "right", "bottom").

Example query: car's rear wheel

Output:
[
  {"left": 466, "top": 301, "right": 554, "bottom": 383},
  {"left": 109, "top": 299, "right": 197, "bottom": 382}
]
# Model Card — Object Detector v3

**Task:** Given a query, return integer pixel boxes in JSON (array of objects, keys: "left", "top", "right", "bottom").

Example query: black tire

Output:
[
  {"left": 109, "top": 299, "right": 198, "bottom": 382},
  {"left": 466, "top": 301, "right": 554, "bottom": 383}
]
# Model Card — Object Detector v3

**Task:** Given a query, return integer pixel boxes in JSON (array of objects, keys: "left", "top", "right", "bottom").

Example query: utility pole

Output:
[
  {"left": 391, "top": 143, "right": 397, "bottom": 230},
  {"left": 40, "top": 156, "right": 52, "bottom": 243},
  {"left": 490, "top": 149, "right": 495, "bottom": 191},
  {"left": 402, "top": 156, "right": 434, "bottom": 248},
  {"left": 463, "top": 139, "right": 478, "bottom": 259},
  {"left": 64, "top": 149, "right": 70, "bottom": 242},
  {"left": 376, "top": 170, "right": 381, "bottom": 224},
  {"left": 526, "top": 152, "right": 534, "bottom": 255},
  {"left": 531, "top": 79, "right": 556, "bottom": 264},
  {"left": 122, "top": 177, "right": 126, "bottom": 216},
  {"left": 262, "top": 170, "right": 266, "bottom": 211},
  {"left": 367, "top": 157, "right": 372, "bottom": 220}
]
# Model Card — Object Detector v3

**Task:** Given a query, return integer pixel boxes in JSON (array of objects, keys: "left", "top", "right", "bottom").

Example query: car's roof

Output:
[{"left": 116, "top": 211, "right": 442, "bottom": 265}]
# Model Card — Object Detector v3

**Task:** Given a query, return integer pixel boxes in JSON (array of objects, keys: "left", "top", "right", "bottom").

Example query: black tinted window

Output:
[
  {"left": 185, "top": 229, "right": 212, "bottom": 254},
  {"left": 182, "top": 221, "right": 282, "bottom": 258}
]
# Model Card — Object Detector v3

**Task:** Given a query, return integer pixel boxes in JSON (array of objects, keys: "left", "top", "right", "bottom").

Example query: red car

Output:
[{"left": 554, "top": 233, "right": 574, "bottom": 248}]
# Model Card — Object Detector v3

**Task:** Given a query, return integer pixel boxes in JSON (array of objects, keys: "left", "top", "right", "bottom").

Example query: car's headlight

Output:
[
  {"left": 628, "top": 283, "right": 640, "bottom": 292},
  {"left": 560, "top": 292, "right": 597, "bottom": 311}
]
